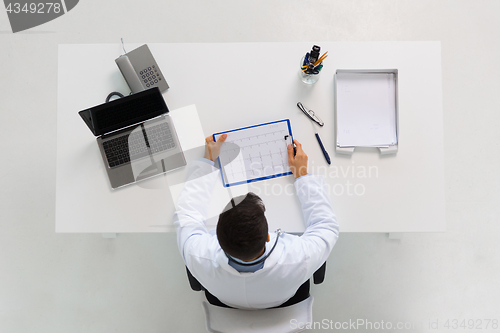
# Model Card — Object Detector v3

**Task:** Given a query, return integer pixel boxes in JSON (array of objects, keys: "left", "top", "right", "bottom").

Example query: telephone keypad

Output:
[{"left": 140, "top": 66, "right": 162, "bottom": 88}]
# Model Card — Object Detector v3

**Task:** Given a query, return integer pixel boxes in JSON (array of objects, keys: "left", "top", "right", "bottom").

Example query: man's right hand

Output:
[
  {"left": 287, "top": 139, "right": 308, "bottom": 179},
  {"left": 204, "top": 134, "right": 227, "bottom": 162}
]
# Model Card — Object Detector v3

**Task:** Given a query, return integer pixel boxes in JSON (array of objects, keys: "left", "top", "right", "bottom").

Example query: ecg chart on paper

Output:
[{"left": 214, "top": 121, "right": 292, "bottom": 187}]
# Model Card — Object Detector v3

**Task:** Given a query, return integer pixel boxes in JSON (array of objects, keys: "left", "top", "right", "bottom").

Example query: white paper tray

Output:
[{"left": 334, "top": 69, "right": 399, "bottom": 155}]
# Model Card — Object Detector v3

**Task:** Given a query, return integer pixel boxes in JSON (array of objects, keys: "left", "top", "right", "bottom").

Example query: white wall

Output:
[{"left": 1, "top": 1, "right": 499, "bottom": 332}]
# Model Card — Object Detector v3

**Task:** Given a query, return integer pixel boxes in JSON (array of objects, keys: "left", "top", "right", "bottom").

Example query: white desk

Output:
[{"left": 56, "top": 42, "right": 445, "bottom": 233}]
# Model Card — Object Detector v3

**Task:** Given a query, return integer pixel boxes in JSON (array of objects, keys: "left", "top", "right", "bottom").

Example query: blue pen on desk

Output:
[{"left": 315, "top": 132, "right": 331, "bottom": 165}]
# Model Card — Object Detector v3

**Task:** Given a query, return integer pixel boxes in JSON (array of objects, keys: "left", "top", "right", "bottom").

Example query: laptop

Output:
[{"left": 78, "top": 87, "right": 186, "bottom": 189}]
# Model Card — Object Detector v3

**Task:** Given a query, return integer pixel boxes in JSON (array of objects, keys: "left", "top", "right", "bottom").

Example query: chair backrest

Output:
[
  {"left": 313, "top": 262, "right": 326, "bottom": 284},
  {"left": 202, "top": 297, "right": 314, "bottom": 333},
  {"left": 187, "top": 263, "right": 326, "bottom": 332},
  {"left": 186, "top": 262, "right": 326, "bottom": 308},
  {"left": 186, "top": 266, "right": 203, "bottom": 291},
  {"left": 186, "top": 261, "right": 326, "bottom": 291}
]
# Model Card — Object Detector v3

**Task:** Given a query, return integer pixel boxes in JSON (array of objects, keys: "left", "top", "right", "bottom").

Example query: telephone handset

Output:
[{"left": 115, "top": 44, "right": 169, "bottom": 94}]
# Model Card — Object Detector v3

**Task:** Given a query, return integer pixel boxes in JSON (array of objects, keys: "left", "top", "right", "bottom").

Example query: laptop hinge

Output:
[{"left": 101, "top": 114, "right": 166, "bottom": 138}]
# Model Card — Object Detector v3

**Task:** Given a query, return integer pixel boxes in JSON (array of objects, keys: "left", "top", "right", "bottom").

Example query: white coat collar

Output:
[{"left": 216, "top": 233, "right": 284, "bottom": 275}]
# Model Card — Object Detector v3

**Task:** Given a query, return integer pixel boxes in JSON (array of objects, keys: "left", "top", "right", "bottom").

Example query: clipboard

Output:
[{"left": 213, "top": 119, "right": 293, "bottom": 187}]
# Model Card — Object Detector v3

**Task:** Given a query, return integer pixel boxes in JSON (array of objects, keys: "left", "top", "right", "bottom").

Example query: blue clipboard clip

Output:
[{"left": 297, "top": 102, "right": 324, "bottom": 127}]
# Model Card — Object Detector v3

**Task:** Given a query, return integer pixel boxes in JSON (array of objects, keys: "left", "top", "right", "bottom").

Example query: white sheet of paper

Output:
[
  {"left": 214, "top": 120, "right": 291, "bottom": 186},
  {"left": 336, "top": 73, "right": 397, "bottom": 147}
]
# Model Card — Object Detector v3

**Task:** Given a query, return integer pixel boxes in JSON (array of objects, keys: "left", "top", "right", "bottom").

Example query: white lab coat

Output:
[{"left": 173, "top": 159, "right": 339, "bottom": 309}]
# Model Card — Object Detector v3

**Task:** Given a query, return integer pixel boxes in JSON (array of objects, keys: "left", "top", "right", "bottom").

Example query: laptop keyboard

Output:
[{"left": 102, "top": 122, "right": 175, "bottom": 168}]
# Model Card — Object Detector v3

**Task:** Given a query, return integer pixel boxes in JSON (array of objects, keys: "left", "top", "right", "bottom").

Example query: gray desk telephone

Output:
[{"left": 115, "top": 44, "right": 169, "bottom": 93}]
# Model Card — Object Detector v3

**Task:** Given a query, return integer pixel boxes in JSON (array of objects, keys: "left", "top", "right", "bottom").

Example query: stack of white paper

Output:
[{"left": 336, "top": 72, "right": 397, "bottom": 147}]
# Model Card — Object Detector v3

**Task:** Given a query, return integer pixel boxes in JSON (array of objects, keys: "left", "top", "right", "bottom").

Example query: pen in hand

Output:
[{"left": 284, "top": 135, "right": 296, "bottom": 156}]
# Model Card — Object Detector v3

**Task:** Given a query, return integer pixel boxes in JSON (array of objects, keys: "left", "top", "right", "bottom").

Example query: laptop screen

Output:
[{"left": 87, "top": 87, "right": 168, "bottom": 136}]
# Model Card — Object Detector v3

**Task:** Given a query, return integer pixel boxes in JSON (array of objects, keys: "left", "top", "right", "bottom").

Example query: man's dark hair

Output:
[{"left": 216, "top": 192, "right": 268, "bottom": 261}]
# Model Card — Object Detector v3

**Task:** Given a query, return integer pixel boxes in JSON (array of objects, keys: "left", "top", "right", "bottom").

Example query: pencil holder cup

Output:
[{"left": 299, "top": 55, "right": 321, "bottom": 84}]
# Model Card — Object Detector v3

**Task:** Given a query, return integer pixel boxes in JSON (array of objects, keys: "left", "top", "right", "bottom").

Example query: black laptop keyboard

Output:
[{"left": 102, "top": 122, "right": 175, "bottom": 168}]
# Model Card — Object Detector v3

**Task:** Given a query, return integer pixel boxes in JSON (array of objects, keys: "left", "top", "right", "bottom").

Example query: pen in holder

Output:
[{"left": 299, "top": 45, "right": 327, "bottom": 85}]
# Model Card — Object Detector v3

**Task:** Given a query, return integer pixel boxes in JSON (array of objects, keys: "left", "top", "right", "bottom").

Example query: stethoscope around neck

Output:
[{"left": 225, "top": 228, "right": 284, "bottom": 267}]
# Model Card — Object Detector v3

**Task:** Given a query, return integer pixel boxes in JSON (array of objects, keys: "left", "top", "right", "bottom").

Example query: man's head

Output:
[{"left": 216, "top": 192, "right": 269, "bottom": 261}]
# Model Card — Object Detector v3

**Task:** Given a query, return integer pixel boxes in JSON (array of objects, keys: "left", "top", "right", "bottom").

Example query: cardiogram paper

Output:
[{"left": 214, "top": 120, "right": 292, "bottom": 187}]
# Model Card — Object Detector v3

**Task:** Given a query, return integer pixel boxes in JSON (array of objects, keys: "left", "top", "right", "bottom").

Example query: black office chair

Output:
[{"left": 186, "top": 262, "right": 327, "bottom": 309}]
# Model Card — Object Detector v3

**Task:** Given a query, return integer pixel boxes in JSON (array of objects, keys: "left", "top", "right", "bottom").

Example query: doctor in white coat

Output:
[{"left": 173, "top": 134, "right": 339, "bottom": 309}]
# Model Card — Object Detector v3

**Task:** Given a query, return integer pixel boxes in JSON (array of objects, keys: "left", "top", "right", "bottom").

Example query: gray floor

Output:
[{"left": 1, "top": 1, "right": 499, "bottom": 332}]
